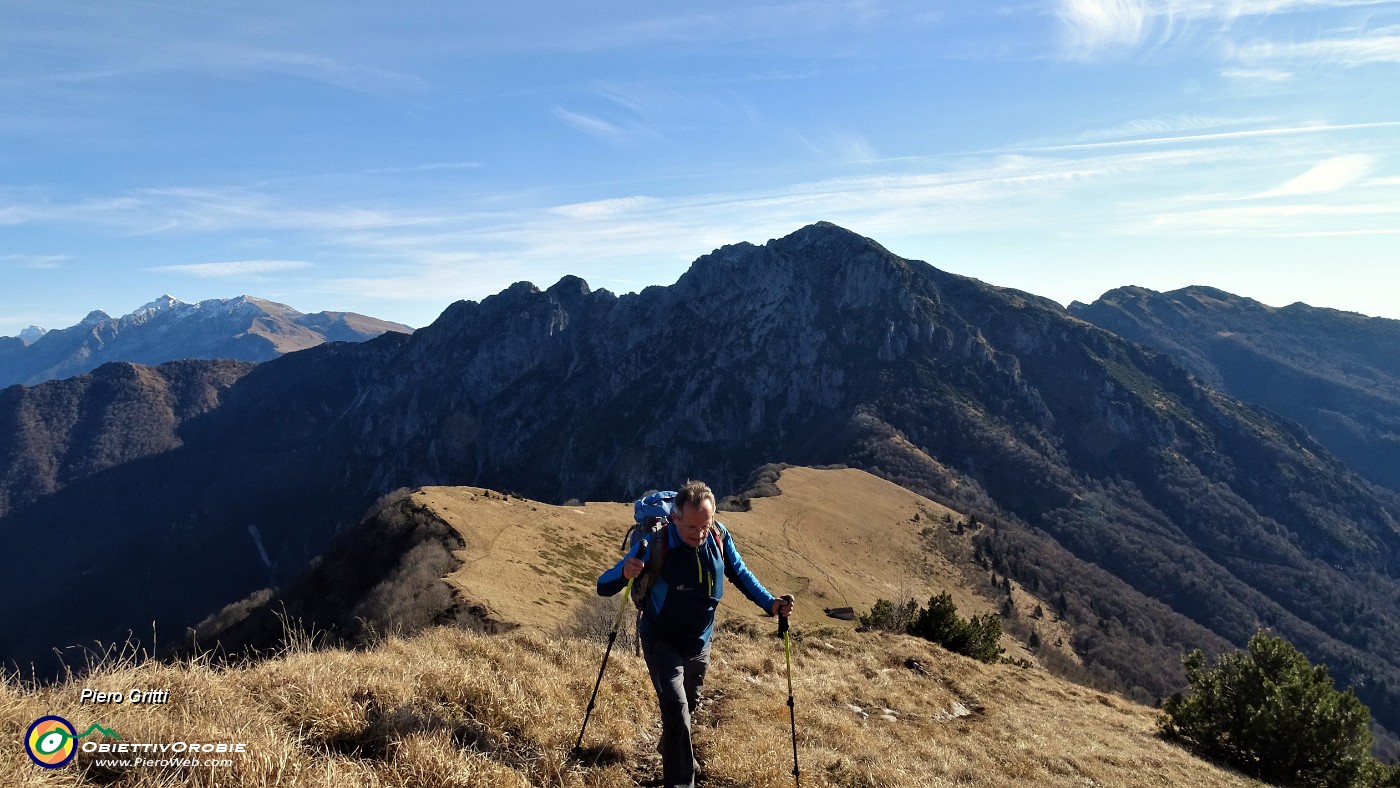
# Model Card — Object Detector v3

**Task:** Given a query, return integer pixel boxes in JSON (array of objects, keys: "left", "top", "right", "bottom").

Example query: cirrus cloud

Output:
[
  {"left": 1258, "top": 154, "right": 1374, "bottom": 197},
  {"left": 1059, "top": 0, "right": 1148, "bottom": 59},
  {"left": 146, "top": 259, "right": 314, "bottom": 278}
]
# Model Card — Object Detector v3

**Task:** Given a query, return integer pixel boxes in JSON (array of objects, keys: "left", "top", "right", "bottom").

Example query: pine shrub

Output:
[
  {"left": 1161, "top": 631, "right": 1383, "bottom": 787},
  {"left": 862, "top": 593, "right": 1004, "bottom": 663},
  {"left": 858, "top": 598, "right": 919, "bottom": 633}
]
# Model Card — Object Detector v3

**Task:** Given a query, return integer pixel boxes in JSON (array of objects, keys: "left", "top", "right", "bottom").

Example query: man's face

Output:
[{"left": 674, "top": 499, "right": 715, "bottom": 548}]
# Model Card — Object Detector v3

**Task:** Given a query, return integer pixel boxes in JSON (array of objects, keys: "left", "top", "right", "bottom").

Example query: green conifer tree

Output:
[{"left": 1161, "top": 631, "right": 1382, "bottom": 787}]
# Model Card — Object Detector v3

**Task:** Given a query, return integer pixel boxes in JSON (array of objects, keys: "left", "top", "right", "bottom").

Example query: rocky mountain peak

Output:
[
  {"left": 778, "top": 220, "right": 893, "bottom": 254},
  {"left": 81, "top": 310, "right": 111, "bottom": 324},
  {"left": 500, "top": 281, "right": 542, "bottom": 300},
  {"left": 545, "top": 274, "right": 592, "bottom": 300},
  {"left": 18, "top": 326, "right": 47, "bottom": 344},
  {"left": 675, "top": 221, "right": 911, "bottom": 307},
  {"left": 1086, "top": 285, "right": 1156, "bottom": 305},
  {"left": 215, "top": 295, "right": 268, "bottom": 314},
  {"left": 1168, "top": 286, "right": 1270, "bottom": 312},
  {"left": 136, "top": 294, "right": 184, "bottom": 313},
  {"left": 125, "top": 295, "right": 189, "bottom": 324}
]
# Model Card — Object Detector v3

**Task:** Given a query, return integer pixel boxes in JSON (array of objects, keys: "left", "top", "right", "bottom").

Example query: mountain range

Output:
[
  {"left": 1071, "top": 286, "right": 1400, "bottom": 495},
  {"left": 2, "top": 222, "right": 1397, "bottom": 747},
  {"left": 0, "top": 294, "right": 412, "bottom": 388}
]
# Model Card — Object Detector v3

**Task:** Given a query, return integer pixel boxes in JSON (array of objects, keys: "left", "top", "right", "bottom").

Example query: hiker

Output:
[{"left": 597, "top": 480, "right": 795, "bottom": 788}]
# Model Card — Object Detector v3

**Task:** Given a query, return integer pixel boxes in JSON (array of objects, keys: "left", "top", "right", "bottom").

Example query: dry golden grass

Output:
[
  {"left": 2, "top": 624, "right": 1260, "bottom": 787},
  {"left": 418, "top": 467, "right": 1070, "bottom": 666}
]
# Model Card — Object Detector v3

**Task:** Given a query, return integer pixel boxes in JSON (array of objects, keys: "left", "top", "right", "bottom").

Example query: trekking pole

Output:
[
  {"left": 572, "top": 542, "right": 643, "bottom": 755},
  {"left": 779, "top": 610, "right": 800, "bottom": 786}
]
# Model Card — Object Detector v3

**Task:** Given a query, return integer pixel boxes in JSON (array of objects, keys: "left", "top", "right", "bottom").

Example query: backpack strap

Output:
[{"left": 632, "top": 518, "right": 670, "bottom": 610}]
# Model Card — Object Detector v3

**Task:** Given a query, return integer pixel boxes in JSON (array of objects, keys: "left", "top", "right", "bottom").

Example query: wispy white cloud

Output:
[
  {"left": 0, "top": 185, "right": 455, "bottom": 239},
  {"left": 360, "top": 162, "right": 483, "bottom": 175},
  {"left": 188, "top": 44, "right": 429, "bottom": 94},
  {"left": 1059, "top": 0, "right": 1149, "bottom": 59},
  {"left": 2, "top": 253, "right": 71, "bottom": 269},
  {"left": 1257, "top": 154, "right": 1374, "bottom": 196},
  {"left": 1, "top": 39, "right": 426, "bottom": 96},
  {"left": 0, "top": 195, "right": 145, "bottom": 227},
  {"left": 0, "top": 2, "right": 431, "bottom": 100},
  {"left": 589, "top": 80, "right": 747, "bottom": 130},
  {"left": 1151, "top": 202, "right": 1398, "bottom": 231},
  {"left": 145, "top": 260, "right": 314, "bottom": 278},
  {"left": 549, "top": 196, "right": 664, "bottom": 219},
  {"left": 550, "top": 80, "right": 732, "bottom": 144},
  {"left": 1025, "top": 121, "right": 1400, "bottom": 152},
  {"left": 553, "top": 107, "right": 632, "bottom": 142},
  {"left": 1238, "top": 28, "right": 1400, "bottom": 66},
  {"left": 1067, "top": 115, "right": 1272, "bottom": 143},
  {"left": 796, "top": 132, "right": 882, "bottom": 164},
  {"left": 1230, "top": 0, "right": 1400, "bottom": 14},
  {"left": 1277, "top": 227, "right": 1400, "bottom": 236},
  {"left": 464, "top": 1, "right": 903, "bottom": 54},
  {"left": 128, "top": 188, "right": 449, "bottom": 234},
  {"left": 1221, "top": 67, "right": 1294, "bottom": 81},
  {"left": 1056, "top": 0, "right": 1400, "bottom": 58}
]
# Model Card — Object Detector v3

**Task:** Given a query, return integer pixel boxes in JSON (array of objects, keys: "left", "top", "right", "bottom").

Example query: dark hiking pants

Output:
[{"left": 641, "top": 632, "right": 710, "bottom": 788}]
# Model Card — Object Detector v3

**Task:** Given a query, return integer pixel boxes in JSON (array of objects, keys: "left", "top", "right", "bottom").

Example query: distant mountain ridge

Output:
[
  {"left": 1070, "top": 286, "right": 1400, "bottom": 494},
  {"left": 2, "top": 223, "right": 1399, "bottom": 746},
  {"left": 0, "top": 294, "right": 412, "bottom": 387}
]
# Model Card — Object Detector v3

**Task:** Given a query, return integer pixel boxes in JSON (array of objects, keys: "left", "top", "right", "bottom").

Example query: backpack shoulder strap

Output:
[
  {"left": 648, "top": 518, "right": 670, "bottom": 553},
  {"left": 633, "top": 518, "right": 670, "bottom": 609}
]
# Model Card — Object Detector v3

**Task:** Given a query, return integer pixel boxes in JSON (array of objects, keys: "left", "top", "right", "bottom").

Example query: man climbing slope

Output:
[{"left": 597, "top": 480, "right": 795, "bottom": 788}]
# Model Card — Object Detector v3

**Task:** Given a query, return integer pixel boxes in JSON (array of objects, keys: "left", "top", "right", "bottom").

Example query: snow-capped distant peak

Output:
[
  {"left": 134, "top": 294, "right": 185, "bottom": 314},
  {"left": 122, "top": 295, "right": 189, "bottom": 324},
  {"left": 19, "top": 326, "right": 47, "bottom": 344},
  {"left": 217, "top": 295, "right": 300, "bottom": 318}
]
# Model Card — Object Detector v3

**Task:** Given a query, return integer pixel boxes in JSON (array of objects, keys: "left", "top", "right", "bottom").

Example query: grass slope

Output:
[
  {"left": 419, "top": 467, "right": 1063, "bottom": 665},
  {"left": 2, "top": 626, "right": 1259, "bottom": 787}
]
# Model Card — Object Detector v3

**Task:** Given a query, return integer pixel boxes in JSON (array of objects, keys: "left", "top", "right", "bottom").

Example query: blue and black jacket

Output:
[{"left": 597, "top": 520, "right": 778, "bottom": 656}]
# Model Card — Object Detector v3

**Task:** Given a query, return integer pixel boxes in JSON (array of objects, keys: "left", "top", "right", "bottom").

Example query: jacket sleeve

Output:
[
  {"left": 597, "top": 537, "right": 645, "bottom": 597},
  {"left": 719, "top": 525, "right": 779, "bottom": 614}
]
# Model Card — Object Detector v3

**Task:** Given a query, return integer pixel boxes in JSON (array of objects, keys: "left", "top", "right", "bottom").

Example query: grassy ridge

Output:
[{"left": 3, "top": 625, "right": 1259, "bottom": 787}]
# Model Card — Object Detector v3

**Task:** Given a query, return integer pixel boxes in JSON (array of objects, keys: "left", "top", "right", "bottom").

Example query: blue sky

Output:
[{"left": 2, "top": 0, "right": 1398, "bottom": 335}]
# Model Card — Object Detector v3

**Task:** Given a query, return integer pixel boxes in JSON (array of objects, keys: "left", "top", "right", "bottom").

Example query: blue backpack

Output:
[{"left": 625, "top": 490, "right": 676, "bottom": 610}]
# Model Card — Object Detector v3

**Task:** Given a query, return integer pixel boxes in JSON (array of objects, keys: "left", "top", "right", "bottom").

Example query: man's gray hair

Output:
[{"left": 674, "top": 480, "right": 716, "bottom": 513}]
